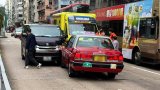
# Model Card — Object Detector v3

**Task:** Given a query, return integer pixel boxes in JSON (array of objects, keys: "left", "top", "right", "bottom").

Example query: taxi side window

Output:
[{"left": 67, "top": 37, "right": 75, "bottom": 48}]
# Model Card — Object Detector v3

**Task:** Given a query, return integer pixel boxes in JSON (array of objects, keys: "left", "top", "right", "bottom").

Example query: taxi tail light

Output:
[
  {"left": 119, "top": 56, "right": 124, "bottom": 61},
  {"left": 74, "top": 53, "right": 92, "bottom": 60},
  {"left": 81, "top": 54, "right": 92, "bottom": 60},
  {"left": 108, "top": 56, "right": 123, "bottom": 61},
  {"left": 75, "top": 53, "right": 81, "bottom": 60}
]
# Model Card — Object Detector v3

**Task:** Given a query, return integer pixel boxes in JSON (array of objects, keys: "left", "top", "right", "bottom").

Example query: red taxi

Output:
[{"left": 61, "top": 35, "right": 124, "bottom": 79}]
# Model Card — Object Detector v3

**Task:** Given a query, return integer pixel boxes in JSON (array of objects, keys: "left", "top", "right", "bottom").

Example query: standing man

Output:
[{"left": 25, "top": 28, "right": 42, "bottom": 69}]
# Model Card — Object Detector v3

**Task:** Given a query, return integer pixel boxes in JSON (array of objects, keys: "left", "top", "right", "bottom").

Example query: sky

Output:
[{"left": 0, "top": 0, "right": 6, "bottom": 6}]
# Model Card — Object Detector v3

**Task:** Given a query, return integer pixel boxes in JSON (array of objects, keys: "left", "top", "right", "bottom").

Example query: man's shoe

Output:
[
  {"left": 37, "top": 63, "right": 42, "bottom": 69},
  {"left": 24, "top": 66, "right": 29, "bottom": 69}
]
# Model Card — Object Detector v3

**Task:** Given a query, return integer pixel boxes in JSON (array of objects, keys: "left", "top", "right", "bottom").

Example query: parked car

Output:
[
  {"left": 21, "top": 24, "right": 64, "bottom": 64},
  {"left": 61, "top": 35, "right": 124, "bottom": 79},
  {"left": 11, "top": 27, "right": 22, "bottom": 38}
]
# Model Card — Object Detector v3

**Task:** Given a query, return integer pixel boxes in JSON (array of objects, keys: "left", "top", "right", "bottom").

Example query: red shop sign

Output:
[{"left": 93, "top": 5, "right": 125, "bottom": 21}]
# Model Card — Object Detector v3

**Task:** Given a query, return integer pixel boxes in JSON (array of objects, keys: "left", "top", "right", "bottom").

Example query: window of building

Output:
[
  {"left": 90, "top": 0, "right": 95, "bottom": 10},
  {"left": 19, "top": 14, "right": 23, "bottom": 17},
  {"left": 53, "top": 20, "right": 57, "bottom": 25}
]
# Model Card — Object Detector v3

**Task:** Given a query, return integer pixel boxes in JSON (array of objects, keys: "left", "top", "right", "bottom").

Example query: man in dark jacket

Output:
[{"left": 25, "top": 28, "right": 42, "bottom": 69}]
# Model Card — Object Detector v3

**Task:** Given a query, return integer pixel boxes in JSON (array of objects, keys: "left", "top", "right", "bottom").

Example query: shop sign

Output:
[{"left": 93, "top": 5, "right": 125, "bottom": 21}]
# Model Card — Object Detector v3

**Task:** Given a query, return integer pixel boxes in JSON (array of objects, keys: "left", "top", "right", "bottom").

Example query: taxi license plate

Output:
[
  {"left": 93, "top": 55, "right": 106, "bottom": 62},
  {"left": 83, "top": 62, "right": 92, "bottom": 68},
  {"left": 43, "top": 56, "right": 52, "bottom": 61},
  {"left": 110, "top": 64, "right": 117, "bottom": 69}
]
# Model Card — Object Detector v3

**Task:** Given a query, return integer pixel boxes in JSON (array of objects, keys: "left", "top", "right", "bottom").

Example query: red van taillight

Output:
[{"left": 74, "top": 53, "right": 92, "bottom": 60}]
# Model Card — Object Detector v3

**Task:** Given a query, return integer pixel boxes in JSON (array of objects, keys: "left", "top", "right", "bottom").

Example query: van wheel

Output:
[
  {"left": 68, "top": 63, "right": 75, "bottom": 77},
  {"left": 108, "top": 73, "right": 116, "bottom": 79},
  {"left": 133, "top": 51, "right": 141, "bottom": 65}
]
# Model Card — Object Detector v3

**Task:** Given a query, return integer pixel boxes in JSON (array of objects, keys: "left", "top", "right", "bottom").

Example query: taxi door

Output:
[{"left": 63, "top": 36, "right": 75, "bottom": 67}]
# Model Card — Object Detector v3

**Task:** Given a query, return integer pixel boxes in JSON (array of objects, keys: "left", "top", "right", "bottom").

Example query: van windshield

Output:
[
  {"left": 69, "top": 24, "right": 96, "bottom": 35},
  {"left": 30, "top": 26, "right": 61, "bottom": 37}
]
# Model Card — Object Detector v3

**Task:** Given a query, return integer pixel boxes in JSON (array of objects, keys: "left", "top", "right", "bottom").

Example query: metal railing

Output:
[{"left": 0, "top": 55, "right": 11, "bottom": 90}]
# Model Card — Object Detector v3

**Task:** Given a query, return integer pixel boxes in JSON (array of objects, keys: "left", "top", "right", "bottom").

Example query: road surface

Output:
[{"left": 0, "top": 33, "right": 160, "bottom": 90}]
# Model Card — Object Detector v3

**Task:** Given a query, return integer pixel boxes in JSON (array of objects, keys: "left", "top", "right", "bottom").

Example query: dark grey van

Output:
[{"left": 21, "top": 24, "right": 64, "bottom": 64}]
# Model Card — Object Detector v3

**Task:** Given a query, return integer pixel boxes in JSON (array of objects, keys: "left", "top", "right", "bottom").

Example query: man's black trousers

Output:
[{"left": 25, "top": 50, "right": 39, "bottom": 66}]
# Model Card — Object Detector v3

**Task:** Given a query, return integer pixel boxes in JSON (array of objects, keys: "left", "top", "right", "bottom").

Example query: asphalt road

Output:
[{"left": 1, "top": 33, "right": 160, "bottom": 90}]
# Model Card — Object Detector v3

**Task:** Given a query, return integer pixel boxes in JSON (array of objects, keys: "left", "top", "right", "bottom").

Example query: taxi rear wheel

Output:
[
  {"left": 68, "top": 63, "right": 76, "bottom": 77},
  {"left": 108, "top": 73, "right": 116, "bottom": 79}
]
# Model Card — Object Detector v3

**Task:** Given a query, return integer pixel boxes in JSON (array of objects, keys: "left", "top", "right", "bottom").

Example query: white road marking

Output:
[
  {"left": 132, "top": 66, "right": 160, "bottom": 76},
  {"left": 118, "top": 89, "right": 122, "bottom": 90}
]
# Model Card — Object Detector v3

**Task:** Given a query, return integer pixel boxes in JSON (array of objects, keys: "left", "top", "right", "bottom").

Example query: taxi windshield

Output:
[
  {"left": 69, "top": 24, "right": 96, "bottom": 35},
  {"left": 76, "top": 37, "right": 114, "bottom": 49}
]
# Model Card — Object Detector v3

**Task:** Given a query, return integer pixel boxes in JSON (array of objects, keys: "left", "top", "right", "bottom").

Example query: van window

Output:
[{"left": 139, "top": 18, "right": 156, "bottom": 39}]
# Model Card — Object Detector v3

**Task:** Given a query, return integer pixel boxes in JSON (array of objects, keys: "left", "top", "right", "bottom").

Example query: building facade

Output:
[
  {"left": 37, "top": 0, "right": 54, "bottom": 22},
  {"left": 34, "top": 0, "right": 39, "bottom": 23},
  {"left": 23, "top": 0, "right": 29, "bottom": 24},
  {"left": 13, "top": 0, "right": 23, "bottom": 26},
  {"left": 6, "top": 0, "right": 13, "bottom": 25}
]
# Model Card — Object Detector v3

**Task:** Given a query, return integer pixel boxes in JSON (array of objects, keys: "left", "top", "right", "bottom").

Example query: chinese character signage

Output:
[{"left": 93, "top": 5, "right": 125, "bottom": 21}]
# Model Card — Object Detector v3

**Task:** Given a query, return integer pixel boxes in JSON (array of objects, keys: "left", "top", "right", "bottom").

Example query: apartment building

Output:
[
  {"left": 6, "top": 0, "right": 13, "bottom": 25},
  {"left": 34, "top": 0, "right": 39, "bottom": 22},
  {"left": 23, "top": 0, "right": 29, "bottom": 24},
  {"left": 37, "top": 0, "right": 54, "bottom": 22},
  {"left": 9, "top": 0, "right": 23, "bottom": 26},
  {"left": 53, "top": 0, "right": 70, "bottom": 10}
]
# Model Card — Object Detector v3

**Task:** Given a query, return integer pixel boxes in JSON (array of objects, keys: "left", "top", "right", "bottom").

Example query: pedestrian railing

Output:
[{"left": 0, "top": 55, "right": 11, "bottom": 90}]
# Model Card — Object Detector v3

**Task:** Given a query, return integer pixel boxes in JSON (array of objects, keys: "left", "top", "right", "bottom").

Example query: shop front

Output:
[{"left": 93, "top": 5, "right": 124, "bottom": 36}]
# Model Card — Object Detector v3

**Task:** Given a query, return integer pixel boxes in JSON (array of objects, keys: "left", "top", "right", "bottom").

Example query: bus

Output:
[
  {"left": 51, "top": 12, "right": 98, "bottom": 40},
  {"left": 122, "top": 0, "right": 160, "bottom": 65}
]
